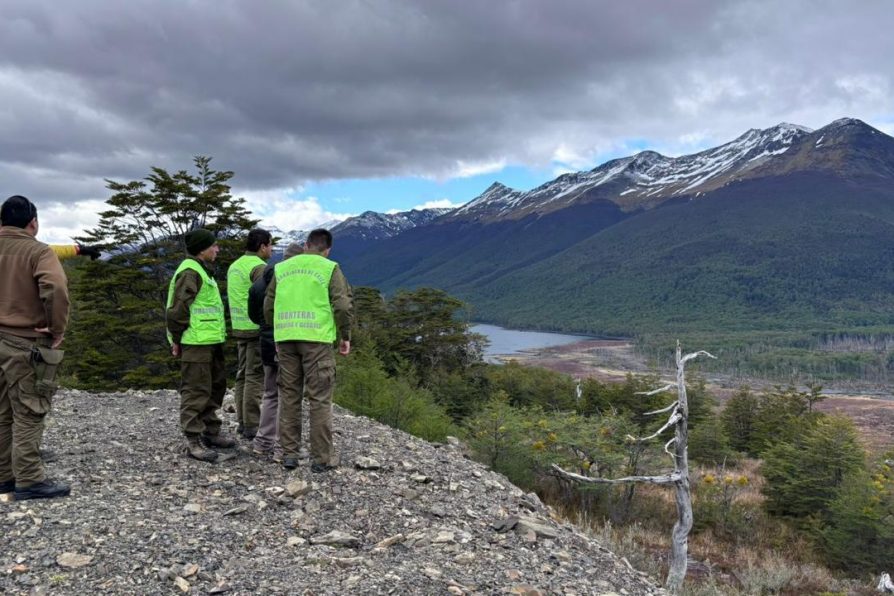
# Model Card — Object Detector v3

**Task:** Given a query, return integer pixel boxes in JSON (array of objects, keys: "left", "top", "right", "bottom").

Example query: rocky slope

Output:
[{"left": 1, "top": 389, "right": 665, "bottom": 595}]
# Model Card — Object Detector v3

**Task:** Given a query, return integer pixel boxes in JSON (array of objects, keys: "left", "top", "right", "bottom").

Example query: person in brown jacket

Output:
[{"left": 0, "top": 195, "right": 71, "bottom": 501}]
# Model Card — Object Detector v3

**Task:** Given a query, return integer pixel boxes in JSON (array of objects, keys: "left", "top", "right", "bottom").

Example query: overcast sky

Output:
[{"left": 2, "top": 0, "right": 892, "bottom": 242}]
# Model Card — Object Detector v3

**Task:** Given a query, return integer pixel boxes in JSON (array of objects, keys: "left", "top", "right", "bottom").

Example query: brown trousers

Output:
[
  {"left": 179, "top": 343, "right": 227, "bottom": 437},
  {"left": 0, "top": 333, "right": 60, "bottom": 487},
  {"left": 277, "top": 342, "right": 336, "bottom": 465},
  {"left": 232, "top": 338, "right": 263, "bottom": 429}
]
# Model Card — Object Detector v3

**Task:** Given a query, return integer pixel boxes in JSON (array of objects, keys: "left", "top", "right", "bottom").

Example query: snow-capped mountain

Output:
[
  {"left": 452, "top": 122, "right": 823, "bottom": 221},
  {"left": 338, "top": 117, "right": 894, "bottom": 341},
  {"left": 269, "top": 209, "right": 451, "bottom": 247},
  {"left": 330, "top": 208, "right": 452, "bottom": 241},
  {"left": 267, "top": 219, "right": 343, "bottom": 246}
]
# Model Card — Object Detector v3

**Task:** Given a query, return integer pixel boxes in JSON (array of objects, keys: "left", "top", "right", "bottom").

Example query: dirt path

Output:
[{"left": 496, "top": 339, "right": 894, "bottom": 453}]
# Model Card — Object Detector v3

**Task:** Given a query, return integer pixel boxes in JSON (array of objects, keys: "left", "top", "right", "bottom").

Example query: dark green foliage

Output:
[
  {"left": 819, "top": 461, "right": 894, "bottom": 573},
  {"left": 485, "top": 361, "right": 577, "bottom": 410},
  {"left": 750, "top": 385, "right": 814, "bottom": 455},
  {"left": 720, "top": 387, "right": 759, "bottom": 454},
  {"left": 353, "top": 286, "right": 485, "bottom": 386},
  {"left": 761, "top": 415, "right": 866, "bottom": 518},
  {"left": 427, "top": 366, "right": 490, "bottom": 421},
  {"left": 689, "top": 413, "right": 735, "bottom": 466},
  {"left": 63, "top": 157, "right": 257, "bottom": 389},
  {"left": 334, "top": 347, "right": 457, "bottom": 442},
  {"left": 463, "top": 391, "right": 535, "bottom": 484}
]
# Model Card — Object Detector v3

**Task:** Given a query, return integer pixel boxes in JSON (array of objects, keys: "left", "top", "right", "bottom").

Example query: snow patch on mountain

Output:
[{"left": 451, "top": 122, "right": 817, "bottom": 220}]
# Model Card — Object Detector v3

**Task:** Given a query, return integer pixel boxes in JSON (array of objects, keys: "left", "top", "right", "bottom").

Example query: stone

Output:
[
  {"left": 266, "top": 486, "right": 285, "bottom": 498},
  {"left": 492, "top": 517, "right": 519, "bottom": 533},
  {"left": 354, "top": 457, "right": 381, "bottom": 470},
  {"left": 182, "top": 563, "right": 199, "bottom": 577},
  {"left": 373, "top": 534, "right": 404, "bottom": 549},
  {"left": 515, "top": 516, "right": 559, "bottom": 540},
  {"left": 287, "top": 536, "right": 306, "bottom": 547},
  {"left": 286, "top": 480, "right": 310, "bottom": 498},
  {"left": 174, "top": 576, "right": 190, "bottom": 592},
  {"left": 432, "top": 531, "right": 455, "bottom": 544},
  {"left": 56, "top": 553, "right": 93, "bottom": 569},
  {"left": 309, "top": 530, "right": 360, "bottom": 548},
  {"left": 183, "top": 503, "right": 203, "bottom": 514},
  {"left": 410, "top": 473, "right": 430, "bottom": 484},
  {"left": 209, "top": 583, "right": 231, "bottom": 594},
  {"left": 332, "top": 557, "right": 363, "bottom": 568},
  {"left": 222, "top": 505, "right": 248, "bottom": 517}
]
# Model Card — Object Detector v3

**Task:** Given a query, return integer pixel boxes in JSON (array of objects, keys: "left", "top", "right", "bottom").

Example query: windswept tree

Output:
[
  {"left": 553, "top": 341, "right": 715, "bottom": 594},
  {"left": 65, "top": 156, "right": 258, "bottom": 389}
]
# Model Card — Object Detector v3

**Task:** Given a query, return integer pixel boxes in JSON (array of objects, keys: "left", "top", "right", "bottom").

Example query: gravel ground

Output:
[{"left": 1, "top": 389, "right": 666, "bottom": 595}]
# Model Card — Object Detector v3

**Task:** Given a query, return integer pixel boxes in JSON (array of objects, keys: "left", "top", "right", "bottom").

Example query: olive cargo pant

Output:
[
  {"left": 180, "top": 344, "right": 227, "bottom": 437},
  {"left": 277, "top": 342, "right": 336, "bottom": 465},
  {"left": 0, "top": 332, "right": 62, "bottom": 488},
  {"left": 233, "top": 338, "right": 263, "bottom": 430}
]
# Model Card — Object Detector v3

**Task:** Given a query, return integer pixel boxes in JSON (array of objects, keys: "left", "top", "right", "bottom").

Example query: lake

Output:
[{"left": 471, "top": 323, "right": 592, "bottom": 363}]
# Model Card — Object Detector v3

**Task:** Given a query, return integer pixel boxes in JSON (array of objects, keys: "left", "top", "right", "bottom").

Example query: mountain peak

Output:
[
  {"left": 772, "top": 122, "right": 813, "bottom": 134},
  {"left": 484, "top": 181, "right": 512, "bottom": 193}
]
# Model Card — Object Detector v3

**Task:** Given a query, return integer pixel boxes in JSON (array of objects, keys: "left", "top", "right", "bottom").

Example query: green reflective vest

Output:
[
  {"left": 273, "top": 254, "right": 337, "bottom": 343},
  {"left": 167, "top": 259, "right": 226, "bottom": 345},
  {"left": 227, "top": 254, "right": 266, "bottom": 332}
]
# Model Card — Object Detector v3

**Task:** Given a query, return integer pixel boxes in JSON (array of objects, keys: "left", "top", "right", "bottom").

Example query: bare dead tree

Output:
[{"left": 552, "top": 341, "right": 715, "bottom": 594}]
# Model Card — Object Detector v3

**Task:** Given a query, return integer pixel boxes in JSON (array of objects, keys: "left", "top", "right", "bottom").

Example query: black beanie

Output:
[
  {"left": 185, "top": 229, "right": 216, "bottom": 256},
  {"left": 1, "top": 195, "right": 38, "bottom": 228}
]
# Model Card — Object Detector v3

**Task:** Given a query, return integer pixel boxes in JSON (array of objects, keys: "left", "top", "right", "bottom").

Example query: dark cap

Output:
[{"left": 185, "top": 229, "right": 216, "bottom": 256}]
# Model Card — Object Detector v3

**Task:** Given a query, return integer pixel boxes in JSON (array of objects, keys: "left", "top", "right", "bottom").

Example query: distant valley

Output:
[{"left": 276, "top": 118, "right": 894, "bottom": 381}]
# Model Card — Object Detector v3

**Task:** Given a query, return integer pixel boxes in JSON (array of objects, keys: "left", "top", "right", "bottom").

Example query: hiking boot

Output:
[
  {"left": 250, "top": 446, "right": 271, "bottom": 459},
  {"left": 242, "top": 426, "right": 258, "bottom": 440},
  {"left": 0, "top": 479, "right": 13, "bottom": 494},
  {"left": 311, "top": 463, "right": 337, "bottom": 474},
  {"left": 14, "top": 479, "right": 71, "bottom": 500},
  {"left": 202, "top": 433, "right": 236, "bottom": 449},
  {"left": 185, "top": 437, "right": 218, "bottom": 463},
  {"left": 236, "top": 423, "right": 245, "bottom": 436},
  {"left": 282, "top": 456, "right": 299, "bottom": 470},
  {"left": 272, "top": 450, "right": 284, "bottom": 464}
]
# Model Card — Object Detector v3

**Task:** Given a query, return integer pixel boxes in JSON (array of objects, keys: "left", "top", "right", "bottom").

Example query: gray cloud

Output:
[{"left": 1, "top": 0, "right": 892, "bottom": 204}]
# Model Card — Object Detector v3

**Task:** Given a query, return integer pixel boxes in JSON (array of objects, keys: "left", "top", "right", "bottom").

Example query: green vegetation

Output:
[
  {"left": 60, "top": 157, "right": 891, "bottom": 591},
  {"left": 63, "top": 156, "right": 257, "bottom": 389}
]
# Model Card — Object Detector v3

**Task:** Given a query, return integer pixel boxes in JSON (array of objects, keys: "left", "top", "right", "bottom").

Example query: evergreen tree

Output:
[
  {"left": 820, "top": 459, "right": 894, "bottom": 573},
  {"left": 64, "top": 156, "right": 258, "bottom": 389},
  {"left": 761, "top": 415, "right": 866, "bottom": 519},
  {"left": 720, "top": 387, "right": 759, "bottom": 454},
  {"left": 380, "top": 288, "right": 485, "bottom": 384}
]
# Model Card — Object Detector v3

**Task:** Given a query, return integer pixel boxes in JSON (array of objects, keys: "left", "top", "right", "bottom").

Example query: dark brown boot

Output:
[
  {"left": 185, "top": 437, "right": 218, "bottom": 463},
  {"left": 202, "top": 433, "right": 236, "bottom": 449}
]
